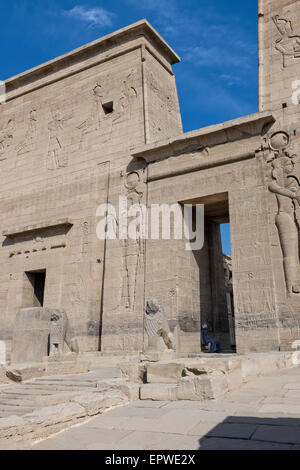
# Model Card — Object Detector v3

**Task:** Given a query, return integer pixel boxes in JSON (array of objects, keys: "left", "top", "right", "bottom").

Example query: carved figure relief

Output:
[
  {"left": 78, "top": 70, "right": 137, "bottom": 148},
  {"left": 148, "top": 71, "right": 178, "bottom": 140},
  {"left": 268, "top": 132, "right": 300, "bottom": 294},
  {"left": 81, "top": 220, "right": 89, "bottom": 255},
  {"left": 112, "top": 70, "right": 137, "bottom": 128},
  {"left": 144, "top": 300, "right": 175, "bottom": 351},
  {"left": 121, "top": 170, "right": 145, "bottom": 312},
  {"left": 47, "top": 108, "right": 72, "bottom": 170},
  {"left": 49, "top": 310, "right": 79, "bottom": 356},
  {"left": 0, "top": 118, "right": 15, "bottom": 161},
  {"left": 273, "top": 16, "right": 300, "bottom": 68},
  {"left": 16, "top": 109, "right": 37, "bottom": 155},
  {"left": 78, "top": 83, "right": 105, "bottom": 141}
]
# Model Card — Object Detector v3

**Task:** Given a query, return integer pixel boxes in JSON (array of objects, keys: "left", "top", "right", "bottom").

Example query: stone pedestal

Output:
[
  {"left": 140, "top": 350, "right": 176, "bottom": 362},
  {"left": 11, "top": 308, "right": 50, "bottom": 364},
  {"left": 0, "top": 341, "right": 6, "bottom": 365}
]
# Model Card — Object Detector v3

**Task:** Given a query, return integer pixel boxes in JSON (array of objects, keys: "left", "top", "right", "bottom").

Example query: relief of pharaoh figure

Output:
[
  {"left": 269, "top": 154, "right": 300, "bottom": 294},
  {"left": 121, "top": 171, "right": 145, "bottom": 311},
  {"left": 50, "top": 310, "right": 79, "bottom": 356}
]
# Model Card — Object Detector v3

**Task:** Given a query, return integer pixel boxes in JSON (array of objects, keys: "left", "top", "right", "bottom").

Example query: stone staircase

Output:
[
  {"left": 0, "top": 363, "right": 140, "bottom": 447},
  {"left": 0, "top": 366, "right": 118, "bottom": 419},
  {"left": 1, "top": 351, "right": 300, "bottom": 447}
]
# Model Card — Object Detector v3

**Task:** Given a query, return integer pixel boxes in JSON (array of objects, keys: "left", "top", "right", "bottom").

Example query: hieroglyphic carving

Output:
[
  {"left": 144, "top": 300, "right": 175, "bottom": 351},
  {"left": 16, "top": 109, "right": 37, "bottom": 155},
  {"left": 235, "top": 313, "right": 278, "bottom": 331},
  {"left": 47, "top": 108, "right": 72, "bottom": 170},
  {"left": 121, "top": 170, "right": 145, "bottom": 312},
  {"left": 237, "top": 286, "right": 275, "bottom": 315},
  {"left": 81, "top": 220, "right": 89, "bottom": 255},
  {"left": 224, "top": 255, "right": 235, "bottom": 345},
  {"left": 267, "top": 132, "right": 300, "bottom": 294},
  {"left": 0, "top": 118, "right": 15, "bottom": 161},
  {"left": 273, "top": 16, "right": 300, "bottom": 68}
]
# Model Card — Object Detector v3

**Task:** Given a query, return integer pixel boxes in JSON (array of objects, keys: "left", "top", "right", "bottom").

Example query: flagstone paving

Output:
[{"left": 30, "top": 367, "right": 300, "bottom": 450}]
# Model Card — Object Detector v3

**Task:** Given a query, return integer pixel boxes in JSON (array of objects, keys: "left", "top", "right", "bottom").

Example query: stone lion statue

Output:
[
  {"left": 50, "top": 309, "right": 79, "bottom": 356},
  {"left": 144, "top": 300, "right": 175, "bottom": 351}
]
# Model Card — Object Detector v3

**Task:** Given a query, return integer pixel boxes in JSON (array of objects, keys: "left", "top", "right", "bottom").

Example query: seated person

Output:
[{"left": 201, "top": 323, "right": 220, "bottom": 353}]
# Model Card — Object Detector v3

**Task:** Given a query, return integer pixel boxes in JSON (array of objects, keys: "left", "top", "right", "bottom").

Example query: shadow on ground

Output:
[{"left": 198, "top": 416, "right": 300, "bottom": 450}]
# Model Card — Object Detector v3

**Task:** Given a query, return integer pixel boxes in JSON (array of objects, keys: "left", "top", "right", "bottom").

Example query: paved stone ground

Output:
[{"left": 30, "top": 366, "right": 300, "bottom": 450}]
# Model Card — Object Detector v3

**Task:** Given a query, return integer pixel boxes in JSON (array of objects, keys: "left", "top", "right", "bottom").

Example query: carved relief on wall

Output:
[
  {"left": 78, "top": 69, "right": 138, "bottom": 148},
  {"left": 148, "top": 72, "right": 177, "bottom": 114},
  {"left": 81, "top": 220, "right": 89, "bottom": 255},
  {"left": 0, "top": 118, "right": 15, "bottom": 161},
  {"left": 78, "top": 82, "right": 106, "bottom": 143},
  {"left": 111, "top": 69, "right": 138, "bottom": 131},
  {"left": 147, "top": 71, "right": 178, "bottom": 141},
  {"left": 272, "top": 15, "right": 300, "bottom": 68},
  {"left": 267, "top": 132, "right": 300, "bottom": 294},
  {"left": 16, "top": 109, "right": 37, "bottom": 156},
  {"left": 121, "top": 170, "right": 146, "bottom": 312},
  {"left": 47, "top": 108, "right": 72, "bottom": 170}
]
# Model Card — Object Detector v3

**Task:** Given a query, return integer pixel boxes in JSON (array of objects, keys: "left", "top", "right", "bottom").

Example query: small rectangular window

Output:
[{"left": 102, "top": 101, "right": 114, "bottom": 115}]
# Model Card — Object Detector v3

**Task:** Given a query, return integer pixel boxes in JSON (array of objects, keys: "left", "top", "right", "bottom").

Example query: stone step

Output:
[
  {"left": 90, "top": 367, "right": 118, "bottom": 377},
  {"left": 0, "top": 393, "right": 38, "bottom": 401},
  {"left": 140, "top": 384, "right": 178, "bottom": 401},
  {"left": 1, "top": 388, "right": 54, "bottom": 396},
  {"left": 0, "top": 404, "right": 35, "bottom": 413},
  {"left": 0, "top": 399, "right": 37, "bottom": 407},
  {"left": 37, "top": 376, "right": 97, "bottom": 383},
  {"left": 32, "top": 380, "right": 97, "bottom": 388},
  {"left": 13, "top": 383, "right": 94, "bottom": 392},
  {"left": 0, "top": 411, "right": 25, "bottom": 418},
  {"left": 0, "top": 409, "right": 31, "bottom": 416}
]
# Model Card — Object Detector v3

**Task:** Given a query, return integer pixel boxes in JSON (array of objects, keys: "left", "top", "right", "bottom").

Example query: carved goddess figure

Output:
[
  {"left": 269, "top": 155, "right": 300, "bottom": 294},
  {"left": 0, "top": 118, "right": 15, "bottom": 160},
  {"left": 273, "top": 16, "right": 300, "bottom": 68},
  {"left": 47, "top": 109, "right": 72, "bottom": 170},
  {"left": 16, "top": 109, "right": 37, "bottom": 156},
  {"left": 78, "top": 83, "right": 104, "bottom": 136}
]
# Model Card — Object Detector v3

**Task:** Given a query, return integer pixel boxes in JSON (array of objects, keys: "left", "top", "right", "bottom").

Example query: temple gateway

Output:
[{"left": 0, "top": 0, "right": 299, "bottom": 362}]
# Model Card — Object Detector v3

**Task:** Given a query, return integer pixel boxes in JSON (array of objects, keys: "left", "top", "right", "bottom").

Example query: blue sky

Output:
[{"left": 1, "top": 0, "right": 259, "bottom": 255}]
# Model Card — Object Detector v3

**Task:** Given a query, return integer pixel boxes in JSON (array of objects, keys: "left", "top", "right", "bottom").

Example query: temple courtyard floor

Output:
[{"left": 27, "top": 366, "right": 300, "bottom": 450}]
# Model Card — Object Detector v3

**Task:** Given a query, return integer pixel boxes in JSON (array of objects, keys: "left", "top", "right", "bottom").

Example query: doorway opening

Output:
[
  {"left": 221, "top": 223, "right": 235, "bottom": 350},
  {"left": 23, "top": 270, "right": 46, "bottom": 308},
  {"left": 182, "top": 192, "right": 235, "bottom": 352}
]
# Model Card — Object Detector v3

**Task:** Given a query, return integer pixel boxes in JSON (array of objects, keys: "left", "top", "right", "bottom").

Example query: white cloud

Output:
[
  {"left": 63, "top": 5, "right": 114, "bottom": 28},
  {"left": 182, "top": 45, "right": 252, "bottom": 71}
]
